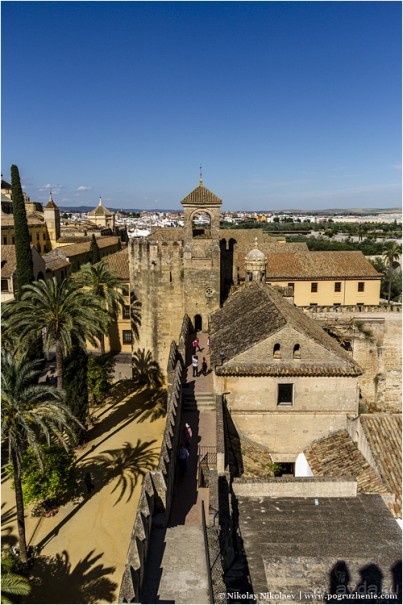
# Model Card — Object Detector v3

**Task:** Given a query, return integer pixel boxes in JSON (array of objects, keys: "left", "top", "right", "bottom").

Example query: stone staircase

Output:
[
  {"left": 141, "top": 525, "right": 209, "bottom": 604},
  {"left": 182, "top": 390, "right": 216, "bottom": 411}
]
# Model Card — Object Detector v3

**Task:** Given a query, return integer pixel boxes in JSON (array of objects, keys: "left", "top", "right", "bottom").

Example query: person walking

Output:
[
  {"left": 192, "top": 354, "right": 199, "bottom": 377},
  {"left": 193, "top": 337, "right": 201, "bottom": 352},
  {"left": 183, "top": 423, "right": 193, "bottom": 450},
  {"left": 202, "top": 357, "right": 208, "bottom": 376},
  {"left": 178, "top": 443, "right": 189, "bottom": 476}
]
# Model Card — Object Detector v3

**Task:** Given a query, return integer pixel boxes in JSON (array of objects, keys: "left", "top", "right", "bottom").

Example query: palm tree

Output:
[
  {"left": 1, "top": 352, "right": 81, "bottom": 563},
  {"left": 382, "top": 242, "right": 401, "bottom": 303},
  {"left": 6, "top": 277, "right": 110, "bottom": 389},
  {"left": 1, "top": 571, "right": 30, "bottom": 604},
  {"left": 77, "top": 262, "right": 128, "bottom": 354}
]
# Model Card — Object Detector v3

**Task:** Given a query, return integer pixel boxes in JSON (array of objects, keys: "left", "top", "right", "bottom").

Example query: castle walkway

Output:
[{"left": 141, "top": 330, "right": 216, "bottom": 603}]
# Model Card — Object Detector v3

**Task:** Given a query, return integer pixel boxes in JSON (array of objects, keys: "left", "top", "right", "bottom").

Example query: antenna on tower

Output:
[{"left": 199, "top": 164, "right": 203, "bottom": 185}]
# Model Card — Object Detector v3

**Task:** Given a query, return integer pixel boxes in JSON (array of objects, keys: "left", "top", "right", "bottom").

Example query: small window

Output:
[
  {"left": 122, "top": 330, "right": 133, "bottom": 344},
  {"left": 12, "top": 236, "right": 15, "bottom": 244},
  {"left": 334, "top": 282, "right": 341, "bottom": 292},
  {"left": 311, "top": 282, "right": 318, "bottom": 293},
  {"left": 36, "top": 233, "right": 40, "bottom": 241},
  {"left": 273, "top": 343, "right": 281, "bottom": 359},
  {"left": 1, "top": 279, "right": 9, "bottom": 292},
  {"left": 122, "top": 305, "right": 131, "bottom": 319},
  {"left": 3, "top": 237, "right": 7, "bottom": 245},
  {"left": 277, "top": 384, "right": 293, "bottom": 405},
  {"left": 293, "top": 344, "right": 301, "bottom": 359},
  {"left": 43, "top": 233, "right": 46, "bottom": 240},
  {"left": 358, "top": 282, "right": 365, "bottom": 292}
]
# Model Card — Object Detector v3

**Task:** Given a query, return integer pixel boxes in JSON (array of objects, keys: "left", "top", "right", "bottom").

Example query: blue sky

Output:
[{"left": 2, "top": 1, "right": 401, "bottom": 211}]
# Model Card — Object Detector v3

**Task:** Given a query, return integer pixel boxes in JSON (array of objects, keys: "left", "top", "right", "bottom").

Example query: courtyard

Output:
[{"left": 1, "top": 380, "right": 166, "bottom": 604}]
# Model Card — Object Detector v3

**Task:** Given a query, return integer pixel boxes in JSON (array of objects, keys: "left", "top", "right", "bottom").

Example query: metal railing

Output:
[
  {"left": 201, "top": 500, "right": 214, "bottom": 604},
  {"left": 198, "top": 446, "right": 217, "bottom": 487}
]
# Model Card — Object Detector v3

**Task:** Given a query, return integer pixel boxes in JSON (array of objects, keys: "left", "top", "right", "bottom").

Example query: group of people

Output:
[
  {"left": 178, "top": 423, "right": 192, "bottom": 476},
  {"left": 191, "top": 336, "right": 210, "bottom": 378}
]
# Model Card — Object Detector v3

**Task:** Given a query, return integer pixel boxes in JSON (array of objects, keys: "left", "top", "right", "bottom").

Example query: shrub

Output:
[
  {"left": 16, "top": 445, "right": 76, "bottom": 506},
  {"left": 87, "top": 354, "right": 115, "bottom": 405}
]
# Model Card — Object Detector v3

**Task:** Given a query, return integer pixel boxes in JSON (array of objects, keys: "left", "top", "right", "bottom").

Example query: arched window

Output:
[
  {"left": 293, "top": 344, "right": 301, "bottom": 359},
  {"left": 273, "top": 343, "right": 281, "bottom": 359},
  {"left": 192, "top": 211, "right": 211, "bottom": 238}
]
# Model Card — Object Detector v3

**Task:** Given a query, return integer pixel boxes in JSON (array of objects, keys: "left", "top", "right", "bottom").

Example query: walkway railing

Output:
[
  {"left": 201, "top": 500, "right": 214, "bottom": 604},
  {"left": 197, "top": 446, "right": 217, "bottom": 488}
]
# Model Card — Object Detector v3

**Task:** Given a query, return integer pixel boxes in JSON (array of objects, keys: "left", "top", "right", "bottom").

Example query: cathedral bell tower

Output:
[{"left": 181, "top": 174, "right": 222, "bottom": 331}]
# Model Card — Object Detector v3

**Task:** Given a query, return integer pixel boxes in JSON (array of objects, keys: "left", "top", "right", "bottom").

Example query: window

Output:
[
  {"left": 122, "top": 305, "right": 131, "bottom": 319},
  {"left": 1, "top": 279, "right": 9, "bottom": 292},
  {"left": 334, "top": 282, "right": 341, "bottom": 292},
  {"left": 122, "top": 330, "right": 133, "bottom": 344},
  {"left": 358, "top": 282, "right": 365, "bottom": 292},
  {"left": 311, "top": 282, "right": 318, "bottom": 293},
  {"left": 43, "top": 233, "right": 46, "bottom": 240},
  {"left": 277, "top": 384, "right": 293, "bottom": 405},
  {"left": 273, "top": 343, "right": 281, "bottom": 359},
  {"left": 293, "top": 344, "right": 301, "bottom": 359},
  {"left": 36, "top": 233, "right": 40, "bottom": 241},
  {"left": 3, "top": 237, "right": 7, "bottom": 245},
  {"left": 12, "top": 237, "right": 15, "bottom": 244}
]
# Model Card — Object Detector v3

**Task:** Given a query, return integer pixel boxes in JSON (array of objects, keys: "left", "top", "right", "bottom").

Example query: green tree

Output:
[
  {"left": 6, "top": 277, "right": 109, "bottom": 389},
  {"left": 89, "top": 234, "right": 101, "bottom": 264},
  {"left": 1, "top": 352, "right": 80, "bottom": 563},
  {"left": 10, "top": 165, "right": 34, "bottom": 297},
  {"left": 18, "top": 445, "right": 76, "bottom": 506},
  {"left": 87, "top": 354, "right": 115, "bottom": 406},
  {"left": 64, "top": 339, "right": 89, "bottom": 434},
  {"left": 382, "top": 242, "right": 401, "bottom": 303},
  {"left": 78, "top": 262, "right": 127, "bottom": 354},
  {"left": 1, "top": 562, "right": 30, "bottom": 604}
]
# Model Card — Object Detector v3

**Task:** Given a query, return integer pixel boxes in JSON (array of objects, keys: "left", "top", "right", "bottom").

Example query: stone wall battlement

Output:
[{"left": 119, "top": 343, "right": 185, "bottom": 603}]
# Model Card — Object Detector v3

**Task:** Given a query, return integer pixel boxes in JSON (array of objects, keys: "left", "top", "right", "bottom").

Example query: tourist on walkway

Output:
[
  {"left": 178, "top": 443, "right": 189, "bottom": 476},
  {"left": 193, "top": 337, "right": 201, "bottom": 352},
  {"left": 202, "top": 357, "right": 208, "bottom": 376},
  {"left": 192, "top": 354, "right": 198, "bottom": 377},
  {"left": 183, "top": 423, "right": 192, "bottom": 450}
]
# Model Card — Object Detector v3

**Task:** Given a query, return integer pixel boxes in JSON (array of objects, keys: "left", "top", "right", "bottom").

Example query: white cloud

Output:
[{"left": 76, "top": 185, "right": 92, "bottom": 192}]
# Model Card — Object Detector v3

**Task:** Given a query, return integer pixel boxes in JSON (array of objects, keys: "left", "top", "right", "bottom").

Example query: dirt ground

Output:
[{"left": 1, "top": 381, "right": 165, "bottom": 604}]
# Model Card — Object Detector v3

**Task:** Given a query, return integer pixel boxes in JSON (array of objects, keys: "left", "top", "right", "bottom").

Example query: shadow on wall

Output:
[{"left": 327, "top": 560, "right": 402, "bottom": 604}]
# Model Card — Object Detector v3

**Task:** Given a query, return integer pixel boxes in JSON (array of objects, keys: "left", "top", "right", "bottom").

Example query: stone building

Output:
[
  {"left": 209, "top": 282, "right": 362, "bottom": 461},
  {"left": 87, "top": 197, "right": 115, "bottom": 231},
  {"left": 129, "top": 179, "right": 381, "bottom": 372}
]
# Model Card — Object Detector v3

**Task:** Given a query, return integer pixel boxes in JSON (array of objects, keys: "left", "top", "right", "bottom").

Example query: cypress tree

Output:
[
  {"left": 64, "top": 338, "right": 89, "bottom": 441},
  {"left": 89, "top": 234, "right": 101, "bottom": 264},
  {"left": 11, "top": 165, "right": 34, "bottom": 297}
]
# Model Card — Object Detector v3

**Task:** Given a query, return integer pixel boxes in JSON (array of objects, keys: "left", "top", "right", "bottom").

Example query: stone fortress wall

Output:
[{"left": 118, "top": 316, "right": 192, "bottom": 603}]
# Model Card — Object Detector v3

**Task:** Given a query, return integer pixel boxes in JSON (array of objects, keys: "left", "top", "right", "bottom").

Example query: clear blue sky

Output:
[{"left": 2, "top": 1, "right": 401, "bottom": 211}]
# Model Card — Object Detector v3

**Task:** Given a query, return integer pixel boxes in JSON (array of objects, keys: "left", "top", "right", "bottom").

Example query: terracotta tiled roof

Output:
[
  {"left": 54, "top": 236, "right": 119, "bottom": 258},
  {"left": 210, "top": 282, "right": 361, "bottom": 376},
  {"left": 95, "top": 248, "right": 129, "bottom": 280},
  {"left": 359, "top": 414, "right": 402, "bottom": 517},
  {"left": 181, "top": 183, "right": 222, "bottom": 205},
  {"left": 267, "top": 251, "right": 381, "bottom": 279},
  {"left": 88, "top": 199, "right": 113, "bottom": 216},
  {"left": 304, "top": 430, "right": 387, "bottom": 494},
  {"left": 1, "top": 211, "right": 45, "bottom": 227},
  {"left": 1, "top": 245, "right": 17, "bottom": 278},
  {"left": 43, "top": 250, "right": 71, "bottom": 272}
]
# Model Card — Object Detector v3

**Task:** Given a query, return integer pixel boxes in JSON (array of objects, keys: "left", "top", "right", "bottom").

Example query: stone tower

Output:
[
  {"left": 129, "top": 177, "right": 223, "bottom": 372},
  {"left": 44, "top": 192, "right": 60, "bottom": 249},
  {"left": 245, "top": 237, "right": 267, "bottom": 282},
  {"left": 181, "top": 175, "right": 222, "bottom": 331}
]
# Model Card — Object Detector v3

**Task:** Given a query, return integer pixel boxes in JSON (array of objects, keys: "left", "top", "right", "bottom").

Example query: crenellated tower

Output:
[{"left": 181, "top": 175, "right": 222, "bottom": 331}]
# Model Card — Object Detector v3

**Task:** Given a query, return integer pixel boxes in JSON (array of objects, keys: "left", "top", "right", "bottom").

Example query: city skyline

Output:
[{"left": 2, "top": 1, "right": 401, "bottom": 211}]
